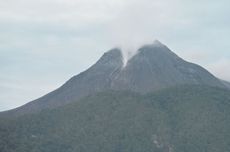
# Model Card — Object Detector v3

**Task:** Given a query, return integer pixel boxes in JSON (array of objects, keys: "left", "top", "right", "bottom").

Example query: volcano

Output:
[
  {"left": 3, "top": 40, "right": 225, "bottom": 116},
  {"left": 1, "top": 41, "right": 230, "bottom": 152}
]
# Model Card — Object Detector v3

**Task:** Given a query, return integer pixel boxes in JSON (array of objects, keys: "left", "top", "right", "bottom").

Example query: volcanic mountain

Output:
[
  {"left": 1, "top": 41, "right": 230, "bottom": 152},
  {"left": 3, "top": 40, "right": 225, "bottom": 116}
]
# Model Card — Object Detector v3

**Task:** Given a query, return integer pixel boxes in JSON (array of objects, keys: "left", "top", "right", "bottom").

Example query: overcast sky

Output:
[{"left": 0, "top": 0, "right": 230, "bottom": 111}]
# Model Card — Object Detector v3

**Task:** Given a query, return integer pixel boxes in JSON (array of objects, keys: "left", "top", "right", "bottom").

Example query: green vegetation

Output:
[{"left": 1, "top": 85, "right": 230, "bottom": 152}]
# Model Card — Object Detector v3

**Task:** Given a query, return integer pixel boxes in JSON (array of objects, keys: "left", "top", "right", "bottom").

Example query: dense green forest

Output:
[{"left": 1, "top": 85, "right": 230, "bottom": 152}]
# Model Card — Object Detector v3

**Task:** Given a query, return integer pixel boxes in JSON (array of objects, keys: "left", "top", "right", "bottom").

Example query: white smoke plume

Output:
[{"left": 106, "top": 0, "right": 180, "bottom": 65}]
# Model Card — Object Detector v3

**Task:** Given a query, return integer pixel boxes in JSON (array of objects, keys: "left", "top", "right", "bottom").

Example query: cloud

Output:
[
  {"left": 105, "top": 0, "right": 230, "bottom": 64},
  {"left": 0, "top": 0, "right": 123, "bottom": 27},
  {"left": 108, "top": 0, "right": 180, "bottom": 50}
]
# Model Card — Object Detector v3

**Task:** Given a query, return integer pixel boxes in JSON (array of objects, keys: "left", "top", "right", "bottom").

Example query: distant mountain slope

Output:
[
  {"left": 221, "top": 80, "right": 230, "bottom": 89},
  {"left": 1, "top": 41, "right": 225, "bottom": 116},
  {"left": 1, "top": 85, "right": 230, "bottom": 152}
]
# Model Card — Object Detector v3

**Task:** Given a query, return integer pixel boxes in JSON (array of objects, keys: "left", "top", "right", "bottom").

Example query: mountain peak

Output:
[
  {"left": 101, "top": 41, "right": 172, "bottom": 68},
  {"left": 95, "top": 48, "right": 123, "bottom": 67},
  {"left": 125, "top": 41, "right": 181, "bottom": 67},
  {"left": 100, "top": 48, "right": 122, "bottom": 61},
  {"left": 153, "top": 39, "right": 165, "bottom": 46},
  {"left": 104, "top": 48, "right": 122, "bottom": 56},
  {"left": 3, "top": 40, "right": 226, "bottom": 115},
  {"left": 138, "top": 40, "right": 172, "bottom": 53},
  {"left": 139, "top": 40, "right": 166, "bottom": 49}
]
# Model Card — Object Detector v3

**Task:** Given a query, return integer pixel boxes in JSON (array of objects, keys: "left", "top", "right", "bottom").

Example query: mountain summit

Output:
[
  {"left": 112, "top": 42, "right": 224, "bottom": 93},
  {"left": 3, "top": 41, "right": 225, "bottom": 115}
]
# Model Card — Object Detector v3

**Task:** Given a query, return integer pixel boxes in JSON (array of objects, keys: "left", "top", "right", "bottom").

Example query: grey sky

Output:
[{"left": 0, "top": 0, "right": 230, "bottom": 111}]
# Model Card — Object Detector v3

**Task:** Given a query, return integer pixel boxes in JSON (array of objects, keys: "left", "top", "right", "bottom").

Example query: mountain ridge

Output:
[{"left": 1, "top": 41, "right": 226, "bottom": 116}]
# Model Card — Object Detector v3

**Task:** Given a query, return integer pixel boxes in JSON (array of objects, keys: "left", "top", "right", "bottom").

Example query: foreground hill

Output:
[
  {"left": 1, "top": 85, "right": 230, "bottom": 152},
  {"left": 2, "top": 41, "right": 225, "bottom": 116}
]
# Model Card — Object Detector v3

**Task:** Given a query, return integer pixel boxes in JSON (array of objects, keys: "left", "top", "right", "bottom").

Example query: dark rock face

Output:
[
  {"left": 111, "top": 43, "right": 224, "bottom": 92},
  {"left": 3, "top": 41, "right": 225, "bottom": 115}
]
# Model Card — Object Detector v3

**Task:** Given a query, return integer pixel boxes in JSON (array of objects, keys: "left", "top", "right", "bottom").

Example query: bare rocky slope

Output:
[{"left": 2, "top": 41, "right": 225, "bottom": 116}]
